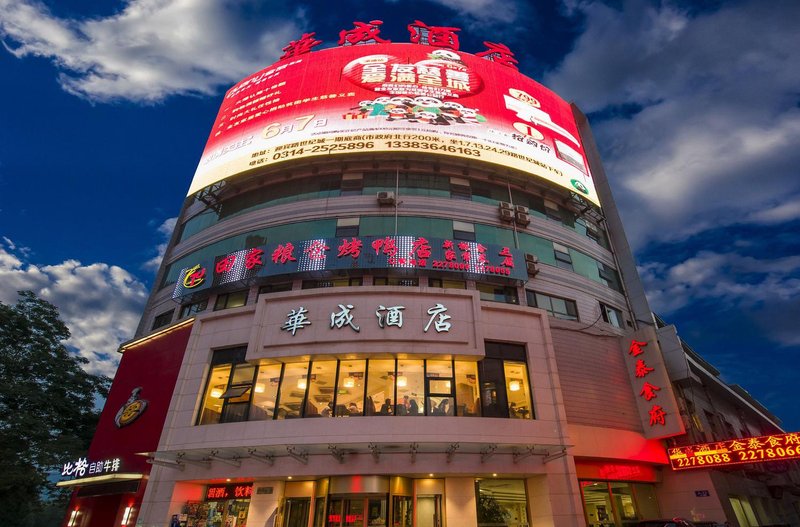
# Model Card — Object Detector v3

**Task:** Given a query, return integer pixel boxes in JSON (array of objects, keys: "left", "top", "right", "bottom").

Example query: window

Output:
[
  {"left": 476, "top": 479, "right": 528, "bottom": 527},
  {"left": 198, "top": 356, "right": 532, "bottom": 424},
  {"left": 367, "top": 359, "right": 396, "bottom": 416},
  {"left": 151, "top": 310, "right": 173, "bottom": 330},
  {"left": 396, "top": 359, "right": 424, "bottom": 416},
  {"left": 476, "top": 283, "right": 519, "bottom": 304},
  {"left": 336, "top": 360, "right": 368, "bottom": 416},
  {"left": 340, "top": 174, "right": 363, "bottom": 195},
  {"left": 374, "top": 276, "right": 419, "bottom": 286},
  {"left": 450, "top": 177, "right": 472, "bottom": 200},
  {"left": 426, "top": 360, "right": 455, "bottom": 416},
  {"left": 428, "top": 278, "right": 467, "bottom": 289},
  {"left": 526, "top": 291, "right": 578, "bottom": 321},
  {"left": 214, "top": 289, "right": 248, "bottom": 311},
  {"left": 598, "top": 262, "right": 623, "bottom": 293},
  {"left": 276, "top": 362, "right": 310, "bottom": 419},
  {"left": 480, "top": 342, "right": 533, "bottom": 419},
  {"left": 553, "top": 242, "right": 574, "bottom": 271},
  {"left": 704, "top": 410, "right": 721, "bottom": 441},
  {"left": 600, "top": 303, "right": 624, "bottom": 328},
  {"left": 197, "top": 347, "right": 254, "bottom": 425},
  {"left": 258, "top": 282, "right": 293, "bottom": 298},
  {"left": 179, "top": 299, "right": 208, "bottom": 318},
  {"left": 302, "top": 277, "right": 362, "bottom": 289},
  {"left": 452, "top": 221, "right": 476, "bottom": 241},
  {"left": 335, "top": 217, "right": 360, "bottom": 237},
  {"left": 306, "top": 361, "right": 337, "bottom": 417}
]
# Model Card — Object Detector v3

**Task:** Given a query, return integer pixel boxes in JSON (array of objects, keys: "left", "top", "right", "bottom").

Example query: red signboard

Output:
[
  {"left": 189, "top": 43, "right": 598, "bottom": 205},
  {"left": 668, "top": 432, "right": 800, "bottom": 470},
  {"left": 205, "top": 483, "right": 254, "bottom": 501}
]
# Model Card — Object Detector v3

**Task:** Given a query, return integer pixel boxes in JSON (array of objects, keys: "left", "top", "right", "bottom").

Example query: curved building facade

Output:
[{"left": 60, "top": 32, "right": 800, "bottom": 527}]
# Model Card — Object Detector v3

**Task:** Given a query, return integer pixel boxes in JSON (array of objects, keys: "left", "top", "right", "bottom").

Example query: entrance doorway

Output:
[
  {"left": 283, "top": 498, "right": 310, "bottom": 527},
  {"left": 416, "top": 495, "right": 442, "bottom": 527},
  {"left": 325, "top": 496, "right": 387, "bottom": 527}
]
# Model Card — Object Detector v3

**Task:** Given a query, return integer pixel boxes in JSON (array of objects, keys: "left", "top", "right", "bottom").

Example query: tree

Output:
[{"left": 0, "top": 291, "right": 110, "bottom": 526}]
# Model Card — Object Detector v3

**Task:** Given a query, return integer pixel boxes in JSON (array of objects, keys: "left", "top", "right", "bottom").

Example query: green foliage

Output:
[
  {"left": 0, "top": 291, "right": 111, "bottom": 525},
  {"left": 477, "top": 493, "right": 508, "bottom": 525}
]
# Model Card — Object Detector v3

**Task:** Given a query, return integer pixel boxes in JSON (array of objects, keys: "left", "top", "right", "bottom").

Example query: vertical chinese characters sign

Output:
[{"left": 621, "top": 327, "right": 684, "bottom": 439}]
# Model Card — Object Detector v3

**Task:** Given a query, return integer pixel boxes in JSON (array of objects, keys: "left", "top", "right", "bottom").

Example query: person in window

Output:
[
  {"left": 408, "top": 398, "right": 419, "bottom": 416},
  {"left": 437, "top": 399, "right": 453, "bottom": 416},
  {"left": 396, "top": 396, "right": 409, "bottom": 416},
  {"left": 379, "top": 398, "right": 393, "bottom": 415},
  {"left": 365, "top": 395, "right": 376, "bottom": 416},
  {"left": 320, "top": 402, "right": 333, "bottom": 417},
  {"left": 348, "top": 402, "right": 360, "bottom": 415},
  {"left": 509, "top": 402, "right": 521, "bottom": 418}
]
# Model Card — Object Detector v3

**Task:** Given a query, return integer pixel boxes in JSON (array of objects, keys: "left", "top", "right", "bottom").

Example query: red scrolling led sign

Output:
[
  {"left": 668, "top": 432, "right": 800, "bottom": 470},
  {"left": 173, "top": 235, "right": 526, "bottom": 299}
]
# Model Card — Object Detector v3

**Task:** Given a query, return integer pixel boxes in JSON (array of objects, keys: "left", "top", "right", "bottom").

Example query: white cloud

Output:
[
  {"left": 0, "top": 238, "right": 148, "bottom": 377},
  {"left": 143, "top": 216, "right": 178, "bottom": 272},
  {"left": 422, "top": 0, "right": 521, "bottom": 24},
  {"left": 545, "top": 0, "right": 800, "bottom": 247},
  {"left": 0, "top": 0, "right": 305, "bottom": 102},
  {"left": 639, "top": 251, "right": 800, "bottom": 323}
]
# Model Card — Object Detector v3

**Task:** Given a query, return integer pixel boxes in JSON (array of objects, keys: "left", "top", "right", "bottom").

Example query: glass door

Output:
[
  {"left": 327, "top": 496, "right": 387, "bottom": 527},
  {"left": 416, "top": 495, "right": 442, "bottom": 527},
  {"left": 283, "top": 498, "right": 310, "bottom": 527},
  {"left": 392, "top": 496, "right": 412, "bottom": 527}
]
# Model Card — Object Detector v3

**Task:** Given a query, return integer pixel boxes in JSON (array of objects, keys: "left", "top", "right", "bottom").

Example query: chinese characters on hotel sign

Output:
[
  {"left": 668, "top": 432, "right": 800, "bottom": 470},
  {"left": 281, "top": 302, "right": 452, "bottom": 336},
  {"left": 173, "top": 235, "right": 525, "bottom": 299},
  {"left": 621, "top": 327, "right": 684, "bottom": 439}
]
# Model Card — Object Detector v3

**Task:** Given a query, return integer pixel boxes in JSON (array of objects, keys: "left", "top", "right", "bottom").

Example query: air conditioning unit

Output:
[
  {"left": 377, "top": 191, "right": 395, "bottom": 205},
  {"left": 514, "top": 204, "right": 529, "bottom": 214},
  {"left": 526, "top": 262, "right": 539, "bottom": 276},
  {"left": 499, "top": 201, "right": 513, "bottom": 211},
  {"left": 515, "top": 212, "right": 531, "bottom": 226},
  {"left": 524, "top": 253, "right": 539, "bottom": 264},
  {"left": 499, "top": 208, "right": 514, "bottom": 222}
]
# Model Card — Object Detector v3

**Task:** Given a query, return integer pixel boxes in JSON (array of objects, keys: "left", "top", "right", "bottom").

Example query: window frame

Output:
[{"left": 526, "top": 290, "right": 579, "bottom": 321}]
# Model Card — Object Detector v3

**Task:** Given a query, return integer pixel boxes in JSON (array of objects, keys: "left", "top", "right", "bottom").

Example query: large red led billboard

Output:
[
  {"left": 668, "top": 431, "right": 800, "bottom": 470},
  {"left": 189, "top": 43, "right": 599, "bottom": 205}
]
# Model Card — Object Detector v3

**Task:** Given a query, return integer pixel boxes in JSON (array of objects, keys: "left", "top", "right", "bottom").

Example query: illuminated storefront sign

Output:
[
  {"left": 188, "top": 36, "right": 598, "bottom": 205},
  {"left": 280, "top": 301, "right": 452, "bottom": 336},
  {"left": 61, "top": 456, "right": 121, "bottom": 479},
  {"left": 173, "top": 235, "right": 525, "bottom": 299},
  {"left": 620, "top": 327, "right": 684, "bottom": 439},
  {"left": 668, "top": 432, "right": 800, "bottom": 470},
  {"left": 205, "top": 483, "right": 254, "bottom": 501}
]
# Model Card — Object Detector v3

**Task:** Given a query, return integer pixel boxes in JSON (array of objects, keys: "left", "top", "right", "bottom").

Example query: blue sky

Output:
[{"left": 0, "top": 0, "right": 798, "bottom": 431}]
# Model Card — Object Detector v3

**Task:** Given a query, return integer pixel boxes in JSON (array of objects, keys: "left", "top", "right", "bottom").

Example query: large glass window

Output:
[
  {"left": 367, "top": 359, "right": 396, "bottom": 416},
  {"left": 455, "top": 362, "right": 481, "bottom": 417},
  {"left": 306, "top": 361, "right": 337, "bottom": 417},
  {"left": 250, "top": 364, "right": 281, "bottom": 421},
  {"left": 504, "top": 362, "right": 533, "bottom": 419},
  {"left": 197, "top": 355, "right": 533, "bottom": 424},
  {"left": 580, "top": 481, "right": 660, "bottom": 526},
  {"left": 475, "top": 479, "right": 529, "bottom": 527},
  {"left": 477, "top": 283, "right": 519, "bottom": 304},
  {"left": 426, "top": 360, "right": 454, "bottom": 416},
  {"left": 335, "top": 360, "right": 367, "bottom": 417},
  {"left": 276, "top": 362, "right": 310, "bottom": 419},
  {"left": 396, "top": 359, "right": 424, "bottom": 416},
  {"left": 197, "top": 347, "right": 254, "bottom": 425},
  {"left": 526, "top": 291, "right": 578, "bottom": 321},
  {"left": 600, "top": 303, "right": 624, "bottom": 329}
]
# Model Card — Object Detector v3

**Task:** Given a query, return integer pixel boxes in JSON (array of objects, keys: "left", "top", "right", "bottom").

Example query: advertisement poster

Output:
[{"left": 189, "top": 43, "right": 598, "bottom": 205}]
